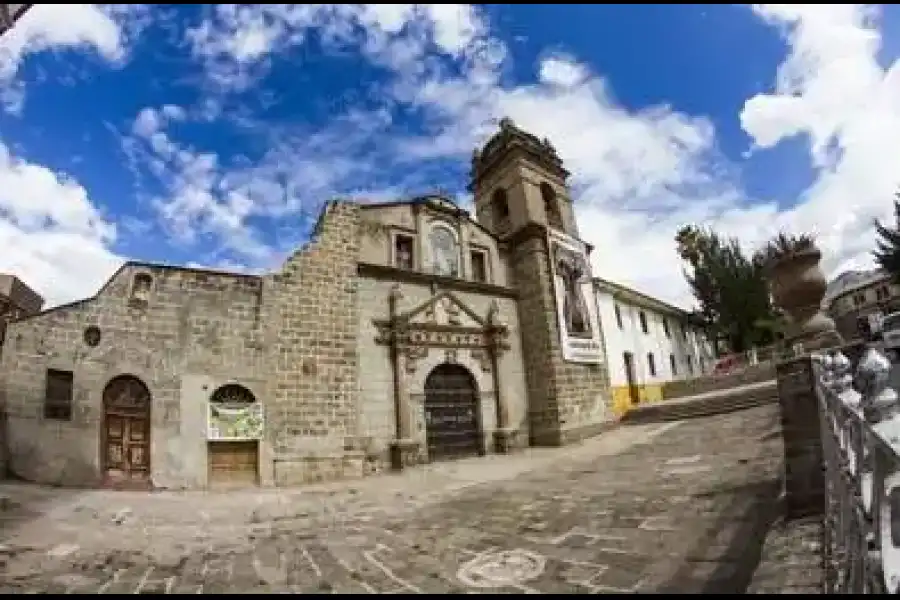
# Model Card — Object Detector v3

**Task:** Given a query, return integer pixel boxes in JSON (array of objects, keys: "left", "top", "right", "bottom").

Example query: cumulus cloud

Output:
[
  {"left": 7, "top": 3, "right": 900, "bottom": 312},
  {"left": 121, "top": 104, "right": 398, "bottom": 265},
  {"left": 185, "top": 4, "right": 493, "bottom": 92},
  {"left": 739, "top": 4, "right": 900, "bottom": 280},
  {"left": 0, "top": 143, "right": 124, "bottom": 306},
  {"left": 0, "top": 4, "right": 150, "bottom": 113},
  {"left": 387, "top": 3, "right": 900, "bottom": 309},
  {"left": 538, "top": 55, "right": 589, "bottom": 88}
]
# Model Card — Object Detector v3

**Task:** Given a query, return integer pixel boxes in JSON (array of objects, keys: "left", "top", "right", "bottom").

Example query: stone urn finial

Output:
[{"left": 760, "top": 232, "right": 840, "bottom": 350}]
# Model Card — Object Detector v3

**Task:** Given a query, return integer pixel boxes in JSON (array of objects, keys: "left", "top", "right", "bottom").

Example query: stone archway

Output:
[
  {"left": 423, "top": 363, "right": 483, "bottom": 461},
  {"left": 101, "top": 375, "right": 152, "bottom": 489}
]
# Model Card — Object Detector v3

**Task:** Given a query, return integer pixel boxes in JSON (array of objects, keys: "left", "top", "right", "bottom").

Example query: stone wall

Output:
[
  {"left": 509, "top": 233, "right": 612, "bottom": 446},
  {"left": 0, "top": 201, "right": 366, "bottom": 489},
  {"left": 264, "top": 201, "right": 364, "bottom": 485},
  {"left": 662, "top": 363, "right": 776, "bottom": 400},
  {"left": 0, "top": 263, "right": 269, "bottom": 488}
]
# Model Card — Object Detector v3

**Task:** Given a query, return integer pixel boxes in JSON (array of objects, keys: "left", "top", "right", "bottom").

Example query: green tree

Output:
[
  {"left": 873, "top": 195, "right": 900, "bottom": 283},
  {"left": 675, "top": 225, "right": 777, "bottom": 353}
]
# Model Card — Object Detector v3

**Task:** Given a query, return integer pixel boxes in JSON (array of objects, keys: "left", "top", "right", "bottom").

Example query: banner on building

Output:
[
  {"left": 547, "top": 229, "right": 604, "bottom": 364},
  {"left": 207, "top": 401, "right": 264, "bottom": 441}
]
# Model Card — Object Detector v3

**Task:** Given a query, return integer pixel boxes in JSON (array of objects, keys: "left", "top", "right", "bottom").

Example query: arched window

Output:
[
  {"left": 491, "top": 188, "right": 510, "bottom": 222},
  {"left": 208, "top": 384, "right": 262, "bottom": 441},
  {"left": 211, "top": 383, "right": 256, "bottom": 406},
  {"left": 540, "top": 182, "right": 563, "bottom": 230},
  {"left": 130, "top": 273, "right": 153, "bottom": 305},
  {"left": 429, "top": 224, "right": 460, "bottom": 278}
]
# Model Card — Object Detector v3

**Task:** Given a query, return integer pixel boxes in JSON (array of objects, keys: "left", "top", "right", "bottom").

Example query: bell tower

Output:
[
  {"left": 471, "top": 118, "right": 579, "bottom": 239},
  {"left": 470, "top": 118, "right": 612, "bottom": 446}
]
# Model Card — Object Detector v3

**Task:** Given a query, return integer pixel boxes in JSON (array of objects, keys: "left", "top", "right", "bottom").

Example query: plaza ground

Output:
[{"left": 0, "top": 404, "right": 802, "bottom": 594}]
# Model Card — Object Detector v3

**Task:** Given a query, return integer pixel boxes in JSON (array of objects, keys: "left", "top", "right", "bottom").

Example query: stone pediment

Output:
[{"left": 400, "top": 291, "right": 485, "bottom": 329}]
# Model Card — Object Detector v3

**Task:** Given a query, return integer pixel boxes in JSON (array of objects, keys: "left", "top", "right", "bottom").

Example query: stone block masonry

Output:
[
  {"left": 775, "top": 354, "right": 823, "bottom": 520},
  {"left": 509, "top": 233, "right": 612, "bottom": 447},
  {"left": 264, "top": 201, "right": 364, "bottom": 485}
]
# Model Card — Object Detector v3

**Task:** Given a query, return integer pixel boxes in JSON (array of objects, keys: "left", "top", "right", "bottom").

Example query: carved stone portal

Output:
[
  {"left": 375, "top": 289, "right": 511, "bottom": 376},
  {"left": 376, "top": 288, "right": 514, "bottom": 469}
]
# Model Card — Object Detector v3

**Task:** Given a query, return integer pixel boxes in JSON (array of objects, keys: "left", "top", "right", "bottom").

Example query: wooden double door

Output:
[
  {"left": 102, "top": 376, "right": 151, "bottom": 489},
  {"left": 424, "top": 363, "right": 483, "bottom": 462},
  {"left": 208, "top": 441, "right": 259, "bottom": 487}
]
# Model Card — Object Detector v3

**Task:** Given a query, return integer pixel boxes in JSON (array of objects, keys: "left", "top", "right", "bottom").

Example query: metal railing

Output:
[{"left": 814, "top": 344, "right": 900, "bottom": 593}]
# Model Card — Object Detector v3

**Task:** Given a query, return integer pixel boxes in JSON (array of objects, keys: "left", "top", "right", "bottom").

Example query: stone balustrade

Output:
[{"left": 804, "top": 344, "right": 900, "bottom": 593}]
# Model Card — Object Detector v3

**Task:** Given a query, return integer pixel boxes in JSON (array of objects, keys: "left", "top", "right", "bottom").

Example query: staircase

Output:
[{"left": 620, "top": 379, "right": 778, "bottom": 424}]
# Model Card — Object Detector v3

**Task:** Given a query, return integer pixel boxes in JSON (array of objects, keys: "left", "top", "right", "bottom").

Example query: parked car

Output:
[{"left": 712, "top": 354, "right": 741, "bottom": 375}]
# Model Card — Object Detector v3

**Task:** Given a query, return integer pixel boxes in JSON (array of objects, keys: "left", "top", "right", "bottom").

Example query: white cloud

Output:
[
  {"left": 740, "top": 4, "right": 900, "bottom": 279},
  {"left": 185, "top": 4, "right": 493, "bottom": 92},
  {"left": 13, "top": 3, "right": 897, "bottom": 313},
  {"left": 538, "top": 55, "right": 589, "bottom": 88},
  {"left": 0, "top": 4, "right": 150, "bottom": 113},
  {"left": 0, "top": 143, "right": 124, "bottom": 307},
  {"left": 170, "top": 4, "right": 751, "bottom": 309},
  {"left": 390, "top": 4, "right": 900, "bottom": 310},
  {"left": 122, "top": 104, "right": 396, "bottom": 265}
]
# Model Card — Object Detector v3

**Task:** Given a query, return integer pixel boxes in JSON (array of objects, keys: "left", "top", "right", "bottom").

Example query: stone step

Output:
[{"left": 620, "top": 387, "right": 778, "bottom": 425}]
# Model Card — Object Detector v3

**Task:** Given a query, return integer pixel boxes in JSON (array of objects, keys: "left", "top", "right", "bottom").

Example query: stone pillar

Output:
[
  {"left": 486, "top": 303, "right": 517, "bottom": 453},
  {"left": 776, "top": 354, "right": 825, "bottom": 519},
  {"left": 491, "top": 346, "right": 515, "bottom": 453},
  {"left": 386, "top": 284, "right": 420, "bottom": 471},
  {"left": 395, "top": 351, "right": 415, "bottom": 440},
  {"left": 389, "top": 349, "right": 421, "bottom": 471}
]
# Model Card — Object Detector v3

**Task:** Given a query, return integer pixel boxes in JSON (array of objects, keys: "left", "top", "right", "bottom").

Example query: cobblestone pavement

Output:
[
  {"left": 0, "top": 404, "right": 783, "bottom": 594},
  {"left": 747, "top": 514, "right": 822, "bottom": 594}
]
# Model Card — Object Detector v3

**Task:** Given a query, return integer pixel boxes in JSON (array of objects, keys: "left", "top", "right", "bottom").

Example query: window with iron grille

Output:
[
  {"left": 470, "top": 249, "right": 488, "bottom": 283},
  {"left": 394, "top": 234, "right": 414, "bottom": 270},
  {"left": 44, "top": 369, "right": 73, "bottom": 421}
]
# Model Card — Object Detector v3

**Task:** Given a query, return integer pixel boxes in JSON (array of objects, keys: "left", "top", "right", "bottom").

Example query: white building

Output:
[
  {"left": 825, "top": 269, "right": 900, "bottom": 340},
  {"left": 594, "top": 277, "right": 715, "bottom": 416}
]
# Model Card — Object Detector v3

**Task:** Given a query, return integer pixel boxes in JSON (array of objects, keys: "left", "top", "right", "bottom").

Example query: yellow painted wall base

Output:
[{"left": 611, "top": 384, "right": 664, "bottom": 417}]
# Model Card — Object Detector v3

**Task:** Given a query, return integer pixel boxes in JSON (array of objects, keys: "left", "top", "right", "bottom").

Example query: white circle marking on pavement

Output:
[{"left": 457, "top": 548, "right": 546, "bottom": 588}]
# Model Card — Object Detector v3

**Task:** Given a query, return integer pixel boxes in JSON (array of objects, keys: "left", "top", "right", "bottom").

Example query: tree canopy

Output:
[
  {"left": 675, "top": 225, "right": 777, "bottom": 353},
  {"left": 873, "top": 196, "right": 900, "bottom": 283}
]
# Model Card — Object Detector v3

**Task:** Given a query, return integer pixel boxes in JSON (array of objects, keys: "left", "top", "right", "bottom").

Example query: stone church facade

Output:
[{"left": 0, "top": 120, "right": 613, "bottom": 490}]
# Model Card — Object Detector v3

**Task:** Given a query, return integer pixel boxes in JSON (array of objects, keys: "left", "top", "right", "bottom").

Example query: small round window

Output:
[{"left": 83, "top": 326, "right": 101, "bottom": 347}]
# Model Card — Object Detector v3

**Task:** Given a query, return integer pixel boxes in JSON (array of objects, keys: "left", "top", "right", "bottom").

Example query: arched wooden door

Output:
[
  {"left": 102, "top": 375, "right": 151, "bottom": 489},
  {"left": 424, "top": 363, "right": 482, "bottom": 461}
]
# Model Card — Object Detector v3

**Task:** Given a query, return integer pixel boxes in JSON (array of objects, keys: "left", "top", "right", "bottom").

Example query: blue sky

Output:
[{"left": 2, "top": 4, "right": 900, "bottom": 308}]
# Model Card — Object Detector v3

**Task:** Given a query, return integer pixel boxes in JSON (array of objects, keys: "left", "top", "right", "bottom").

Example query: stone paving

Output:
[
  {"left": 746, "top": 514, "right": 822, "bottom": 594},
  {"left": 0, "top": 404, "right": 784, "bottom": 594}
]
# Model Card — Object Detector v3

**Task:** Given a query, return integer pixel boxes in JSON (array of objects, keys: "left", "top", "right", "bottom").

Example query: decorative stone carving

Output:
[
  {"left": 404, "top": 344, "right": 429, "bottom": 374},
  {"left": 471, "top": 348, "right": 492, "bottom": 373},
  {"left": 856, "top": 347, "right": 900, "bottom": 448},
  {"left": 374, "top": 290, "right": 509, "bottom": 357},
  {"left": 832, "top": 352, "right": 853, "bottom": 393},
  {"left": 768, "top": 246, "right": 840, "bottom": 349},
  {"left": 445, "top": 297, "right": 462, "bottom": 326},
  {"left": 444, "top": 348, "right": 458, "bottom": 364}
]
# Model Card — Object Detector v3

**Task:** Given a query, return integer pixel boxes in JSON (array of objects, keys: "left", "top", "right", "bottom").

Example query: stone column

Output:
[
  {"left": 776, "top": 354, "right": 825, "bottom": 519},
  {"left": 389, "top": 347, "right": 421, "bottom": 471},
  {"left": 487, "top": 303, "right": 516, "bottom": 453},
  {"left": 395, "top": 351, "right": 415, "bottom": 440}
]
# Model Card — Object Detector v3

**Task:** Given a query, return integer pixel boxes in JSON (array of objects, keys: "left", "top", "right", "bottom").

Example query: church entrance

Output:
[
  {"left": 423, "top": 363, "right": 483, "bottom": 461},
  {"left": 101, "top": 375, "right": 152, "bottom": 489}
]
